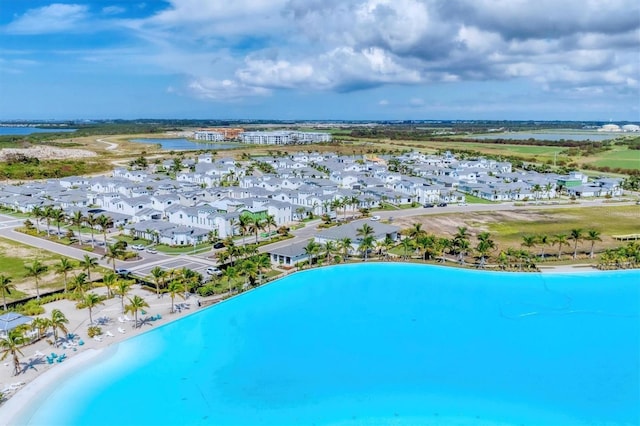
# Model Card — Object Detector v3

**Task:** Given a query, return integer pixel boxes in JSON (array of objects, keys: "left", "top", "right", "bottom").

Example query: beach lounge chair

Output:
[
  {"left": 93, "top": 336, "right": 102, "bottom": 342},
  {"left": 106, "top": 331, "right": 114, "bottom": 337},
  {"left": 56, "top": 354, "right": 67, "bottom": 363},
  {"left": 34, "top": 350, "right": 45, "bottom": 357},
  {"left": 123, "top": 315, "right": 133, "bottom": 322},
  {"left": 117, "top": 327, "right": 126, "bottom": 334},
  {"left": 118, "top": 316, "right": 126, "bottom": 323}
]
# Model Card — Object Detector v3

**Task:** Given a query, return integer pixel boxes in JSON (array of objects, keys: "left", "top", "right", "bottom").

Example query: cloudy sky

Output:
[{"left": 0, "top": 0, "right": 638, "bottom": 121}]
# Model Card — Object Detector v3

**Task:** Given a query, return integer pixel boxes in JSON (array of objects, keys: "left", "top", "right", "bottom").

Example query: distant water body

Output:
[
  {"left": 471, "top": 131, "right": 620, "bottom": 141},
  {"left": 0, "top": 126, "right": 76, "bottom": 135},
  {"left": 130, "top": 138, "right": 241, "bottom": 151},
  {"left": 15, "top": 264, "right": 639, "bottom": 426}
]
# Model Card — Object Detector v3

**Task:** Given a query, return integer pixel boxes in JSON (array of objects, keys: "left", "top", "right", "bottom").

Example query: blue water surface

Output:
[
  {"left": 20, "top": 265, "right": 640, "bottom": 425},
  {"left": 0, "top": 127, "right": 76, "bottom": 136},
  {"left": 130, "top": 138, "right": 240, "bottom": 151}
]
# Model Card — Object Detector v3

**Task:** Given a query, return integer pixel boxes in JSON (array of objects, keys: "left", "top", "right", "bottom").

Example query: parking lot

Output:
[{"left": 130, "top": 256, "right": 218, "bottom": 279}]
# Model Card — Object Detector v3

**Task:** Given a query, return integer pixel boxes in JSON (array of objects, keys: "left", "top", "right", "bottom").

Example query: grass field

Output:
[
  {"left": 0, "top": 237, "right": 104, "bottom": 302},
  {"left": 394, "top": 205, "right": 640, "bottom": 257},
  {"left": 586, "top": 146, "right": 640, "bottom": 170}
]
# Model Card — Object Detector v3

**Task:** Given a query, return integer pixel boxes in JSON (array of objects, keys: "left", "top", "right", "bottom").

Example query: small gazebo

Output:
[{"left": 0, "top": 313, "right": 33, "bottom": 337}]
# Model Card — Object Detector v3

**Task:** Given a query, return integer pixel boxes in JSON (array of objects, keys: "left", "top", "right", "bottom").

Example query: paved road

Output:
[{"left": 1, "top": 199, "right": 636, "bottom": 276}]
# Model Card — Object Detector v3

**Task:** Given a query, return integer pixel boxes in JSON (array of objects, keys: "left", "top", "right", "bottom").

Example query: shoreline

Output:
[
  {"left": 0, "top": 263, "right": 633, "bottom": 425},
  {"left": 1, "top": 348, "right": 106, "bottom": 426},
  {"left": 0, "top": 283, "right": 206, "bottom": 423}
]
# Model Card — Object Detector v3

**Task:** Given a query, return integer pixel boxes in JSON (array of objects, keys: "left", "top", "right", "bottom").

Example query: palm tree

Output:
[
  {"left": 96, "top": 214, "right": 113, "bottom": 247},
  {"left": 149, "top": 266, "right": 166, "bottom": 298},
  {"left": 124, "top": 295, "right": 149, "bottom": 327},
  {"left": 254, "top": 254, "right": 271, "bottom": 285},
  {"left": 521, "top": 235, "right": 537, "bottom": 253},
  {"left": 102, "top": 243, "right": 124, "bottom": 272},
  {"left": 338, "top": 237, "right": 352, "bottom": 260},
  {"left": 79, "top": 254, "right": 99, "bottom": 282},
  {"left": 70, "top": 211, "right": 85, "bottom": 242},
  {"left": 31, "top": 317, "right": 50, "bottom": 342},
  {"left": 400, "top": 238, "right": 414, "bottom": 260},
  {"left": 55, "top": 258, "right": 74, "bottom": 293},
  {"left": 241, "top": 260, "right": 259, "bottom": 287},
  {"left": 49, "top": 309, "right": 69, "bottom": 347},
  {"left": 359, "top": 235, "right": 375, "bottom": 261},
  {"left": 553, "top": 233, "right": 568, "bottom": 259},
  {"left": 31, "top": 205, "right": 43, "bottom": 233},
  {"left": 304, "top": 240, "right": 320, "bottom": 266},
  {"left": 264, "top": 215, "right": 277, "bottom": 237},
  {"left": 0, "top": 329, "right": 25, "bottom": 376},
  {"left": 114, "top": 280, "right": 131, "bottom": 314},
  {"left": 475, "top": 232, "right": 495, "bottom": 268},
  {"left": 42, "top": 205, "right": 55, "bottom": 237},
  {"left": 78, "top": 293, "right": 104, "bottom": 325},
  {"left": 537, "top": 234, "right": 549, "bottom": 260},
  {"left": 238, "top": 215, "right": 251, "bottom": 245},
  {"left": 102, "top": 271, "right": 118, "bottom": 298},
  {"left": 223, "top": 266, "right": 238, "bottom": 294},
  {"left": 569, "top": 228, "right": 583, "bottom": 259},
  {"left": 24, "top": 259, "right": 48, "bottom": 300},
  {"left": 584, "top": 229, "right": 602, "bottom": 259},
  {"left": 356, "top": 223, "right": 375, "bottom": 240},
  {"left": 85, "top": 213, "right": 97, "bottom": 248},
  {"left": 408, "top": 223, "right": 424, "bottom": 240},
  {"left": 71, "top": 272, "right": 88, "bottom": 296},
  {"left": 0, "top": 274, "right": 15, "bottom": 311},
  {"left": 249, "top": 216, "right": 264, "bottom": 244},
  {"left": 166, "top": 280, "right": 184, "bottom": 314},
  {"left": 51, "top": 208, "right": 66, "bottom": 239},
  {"left": 323, "top": 241, "right": 336, "bottom": 264},
  {"left": 455, "top": 238, "right": 470, "bottom": 264}
]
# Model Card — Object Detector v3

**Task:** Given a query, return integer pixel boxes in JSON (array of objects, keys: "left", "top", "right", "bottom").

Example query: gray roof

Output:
[
  {"left": 315, "top": 220, "right": 399, "bottom": 241},
  {"left": 266, "top": 240, "right": 312, "bottom": 257},
  {"left": 0, "top": 313, "right": 33, "bottom": 333}
]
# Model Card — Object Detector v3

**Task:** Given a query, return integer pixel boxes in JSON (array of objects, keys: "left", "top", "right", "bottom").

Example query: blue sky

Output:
[{"left": 0, "top": 0, "right": 638, "bottom": 121}]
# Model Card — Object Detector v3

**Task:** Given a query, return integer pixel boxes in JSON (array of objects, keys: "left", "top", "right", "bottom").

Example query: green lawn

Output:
[
  {"left": 463, "top": 194, "right": 496, "bottom": 204},
  {"left": 485, "top": 206, "right": 639, "bottom": 248},
  {"left": 588, "top": 146, "right": 640, "bottom": 170}
]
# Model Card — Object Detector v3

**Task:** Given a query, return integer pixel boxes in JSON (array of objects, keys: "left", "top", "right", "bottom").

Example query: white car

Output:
[
  {"left": 146, "top": 247, "right": 158, "bottom": 254},
  {"left": 206, "top": 266, "right": 223, "bottom": 276},
  {"left": 370, "top": 215, "right": 381, "bottom": 221},
  {"left": 131, "top": 244, "right": 145, "bottom": 250}
]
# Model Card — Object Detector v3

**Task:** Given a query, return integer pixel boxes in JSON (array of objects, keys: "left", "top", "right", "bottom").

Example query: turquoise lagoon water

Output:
[{"left": 20, "top": 264, "right": 639, "bottom": 425}]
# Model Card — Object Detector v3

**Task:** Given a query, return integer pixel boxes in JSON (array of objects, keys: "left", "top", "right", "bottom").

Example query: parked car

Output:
[
  {"left": 370, "top": 215, "right": 381, "bottom": 221},
  {"left": 458, "top": 202, "right": 468, "bottom": 206},
  {"left": 423, "top": 203, "right": 435, "bottom": 208},
  {"left": 213, "top": 242, "right": 225, "bottom": 249},
  {"left": 437, "top": 202, "right": 448, "bottom": 207},
  {"left": 131, "top": 244, "right": 145, "bottom": 250},
  {"left": 115, "top": 268, "right": 132, "bottom": 278},
  {"left": 146, "top": 247, "right": 158, "bottom": 254},
  {"left": 206, "top": 266, "right": 223, "bottom": 276}
]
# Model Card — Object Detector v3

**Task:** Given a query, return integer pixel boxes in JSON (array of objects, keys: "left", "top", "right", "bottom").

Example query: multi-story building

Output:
[
  {"left": 193, "top": 128, "right": 244, "bottom": 141},
  {"left": 240, "top": 131, "right": 332, "bottom": 145}
]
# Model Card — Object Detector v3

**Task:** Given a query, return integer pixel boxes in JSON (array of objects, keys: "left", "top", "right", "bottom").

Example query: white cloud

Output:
[
  {"left": 102, "top": 6, "right": 126, "bottom": 15},
  {"left": 5, "top": 4, "right": 89, "bottom": 34},
  {"left": 187, "top": 77, "right": 270, "bottom": 100}
]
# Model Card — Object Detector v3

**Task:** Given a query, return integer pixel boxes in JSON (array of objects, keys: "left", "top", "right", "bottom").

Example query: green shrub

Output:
[
  {"left": 87, "top": 326, "right": 102, "bottom": 337},
  {"left": 16, "top": 300, "right": 45, "bottom": 316}
]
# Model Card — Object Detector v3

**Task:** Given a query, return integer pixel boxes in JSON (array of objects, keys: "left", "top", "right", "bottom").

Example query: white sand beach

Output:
[{"left": 0, "top": 284, "right": 210, "bottom": 425}]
